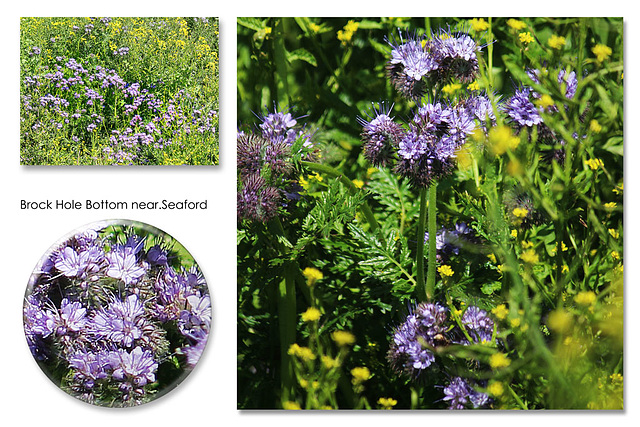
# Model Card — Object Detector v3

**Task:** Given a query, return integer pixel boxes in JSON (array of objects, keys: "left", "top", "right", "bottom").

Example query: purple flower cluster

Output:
[
  {"left": 361, "top": 99, "right": 480, "bottom": 188},
  {"left": 237, "top": 108, "right": 314, "bottom": 222},
  {"left": 443, "top": 376, "right": 491, "bottom": 409},
  {"left": 424, "top": 222, "right": 476, "bottom": 261},
  {"left": 502, "top": 66, "right": 581, "bottom": 164},
  {"left": 388, "top": 303, "right": 497, "bottom": 384},
  {"left": 387, "top": 302, "right": 448, "bottom": 377},
  {"left": 23, "top": 223, "right": 210, "bottom": 406},
  {"left": 21, "top": 55, "right": 217, "bottom": 164},
  {"left": 387, "top": 29, "right": 484, "bottom": 100}
]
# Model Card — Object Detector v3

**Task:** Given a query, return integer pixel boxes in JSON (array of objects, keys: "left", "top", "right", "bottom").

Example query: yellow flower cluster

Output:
[
  {"left": 337, "top": 20, "right": 359, "bottom": 45},
  {"left": 288, "top": 343, "right": 316, "bottom": 361},
  {"left": 548, "top": 34, "right": 566, "bottom": 49},
  {"left": 302, "top": 267, "right": 323, "bottom": 286},
  {"left": 301, "top": 307, "right": 321, "bottom": 322}
]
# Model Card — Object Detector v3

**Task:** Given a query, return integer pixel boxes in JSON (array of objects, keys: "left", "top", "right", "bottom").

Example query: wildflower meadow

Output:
[
  {"left": 237, "top": 17, "right": 623, "bottom": 409},
  {"left": 20, "top": 17, "right": 219, "bottom": 165},
  {"left": 23, "top": 220, "right": 211, "bottom": 407}
]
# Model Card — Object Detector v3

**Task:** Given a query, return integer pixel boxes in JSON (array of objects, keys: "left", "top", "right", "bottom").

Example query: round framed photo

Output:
[{"left": 23, "top": 220, "right": 211, "bottom": 407}]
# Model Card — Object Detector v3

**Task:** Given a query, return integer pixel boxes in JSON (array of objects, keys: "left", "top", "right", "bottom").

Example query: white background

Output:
[{"left": 0, "top": 1, "right": 636, "bottom": 425}]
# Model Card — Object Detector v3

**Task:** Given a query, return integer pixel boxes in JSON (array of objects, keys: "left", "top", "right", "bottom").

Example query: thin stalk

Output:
[
  {"left": 273, "top": 19, "right": 290, "bottom": 110},
  {"left": 426, "top": 183, "right": 438, "bottom": 300},
  {"left": 278, "top": 263, "right": 296, "bottom": 403},
  {"left": 270, "top": 217, "right": 297, "bottom": 403},
  {"left": 416, "top": 187, "right": 428, "bottom": 301}
]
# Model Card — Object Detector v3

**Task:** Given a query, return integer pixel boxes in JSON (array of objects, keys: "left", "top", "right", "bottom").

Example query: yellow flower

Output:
[
  {"left": 442, "top": 82, "right": 462, "bottom": 95},
  {"left": 612, "top": 183, "right": 623, "bottom": 194},
  {"left": 574, "top": 290, "right": 597, "bottom": 306},
  {"left": 585, "top": 158, "right": 604, "bottom": 170},
  {"left": 590, "top": 119, "right": 602, "bottom": 133},
  {"left": 604, "top": 202, "right": 617, "bottom": 210},
  {"left": 547, "top": 309, "right": 573, "bottom": 333},
  {"left": 510, "top": 229, "right": 518, "bottom": 238},
  {"left": 535, "top": 94, "right": 554, "bottom": 110},
  {"left": 288, "top": 344, "right": 316, "bottom": 361},
  {"left": 548, "top": 34, "right": 566, "bottom": 49},
  {"left": 302, "top": 267, "right": 323, "bottom": 286},
  {"left": 489, "top": 352, "right": 511, "bottom": 369},
  {"left": 344, "top": 20, "right": 359, "bottom": 33},
  {"left": 469, "top": 18, "right": 489, "bottom": 32},
  {"left": 352, "top": 179, "right": 364, "bottom": 189},
  {"left": 488, "top": 381, "right": 504, "bottom": 397},
  {"left": 507, "top": 19, "right": 527, "bottom": 31},
  {"left": 377, "top": 397, "right": 398, "bottom": 409},
  {"left": 562, "top": 264, "right": 569, "bottom": 273},
  {"left": 488, "top": 125, "right": 519, "bottom": 155},
  {"left": 608, "top": 228, "right": 620, "bottom": 239},
  {"left": 438, "top": 265, "right": 454, "bottom": 277},
  {"left": 519, "top": 32, "right": 535, "bottom": 45},
  {"left": 337, "top": 20, "right": 359, "bottom": 45},
  {"left": 592, "top": 44, "right": 612, "bottom": 62},
  {"left": 301, "top": 307, "right": 321, "bottom": 322},
  {"left": 510, "top": 318, "right": 521, "bottom": 328},
  {"left": 351, "top": 366, "right": 371, "bottom": 384},
  {"left": 491, "top": 304, "right": 509, "bottom": 320},
  {"left": 264, "top": 26, "right": 272, "bottom": 36},
  {"left": 512, "top": 207, "right": 529, "bottom": 218},
  {"left": 332, "top": 330, "right": 356, "bottom": 346},
  {"left": 611, "top": 251, "right": 620, "bottom": 260},
  {"left": 520, "top": 249, "right": 539, "bottom": 264},
  {"left": 283, "top": 401, "right": 301, "bottom": 410},
  {"left": 487, "top": 253, "right": 497, "bottom": 263},
  {"left": 468, "top": 80, "right": 480, "bottom": 91},
  {"left": 321, "top": 355, "right": 339, "bottom": 369},
  {"left": 309, "top": 23, "right": 321, "bottom": 33}
]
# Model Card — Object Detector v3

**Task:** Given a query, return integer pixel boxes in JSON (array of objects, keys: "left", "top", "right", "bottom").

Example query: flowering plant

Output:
[
  {"left": 238, "top": 17, "right": 622, "bottom": 410},
  {"left": 20, "top": 17, "right": 219, "bottom": 165},
  {"left": 24, "top": 220, "right": 210, "bottom": 407}
]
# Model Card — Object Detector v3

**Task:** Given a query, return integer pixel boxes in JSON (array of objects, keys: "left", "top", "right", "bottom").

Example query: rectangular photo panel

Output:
[
  {"left": 20, "top": 17, "right": 219, "bottom": 165},
  {"left": 236, "top": 17, "right": 623, "bottom": 410}
]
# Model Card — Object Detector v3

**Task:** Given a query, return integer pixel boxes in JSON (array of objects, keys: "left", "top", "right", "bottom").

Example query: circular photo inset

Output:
[{"left": 23, "top": 220, "right": 211, "bottom": 407}]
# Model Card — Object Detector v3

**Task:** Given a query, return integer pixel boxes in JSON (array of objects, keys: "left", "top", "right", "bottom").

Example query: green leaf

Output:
[
  {"left": 286, "top": 48, "right": 317, "bottom": 67},
  {"left": 237, "top": 17, "right": 266, "bottom": 31}
]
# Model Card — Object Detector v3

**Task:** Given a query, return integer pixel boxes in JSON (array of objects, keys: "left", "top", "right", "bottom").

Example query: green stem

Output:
[
  {"left": 426, "top": 183, "right": 438, "bottom": 300},
  {"left": 301, "top": 160, "right": 379, "bottom": 233},
  {"left": 270, "top": 217, "right": 297, "bottom": 403},
  {"left": 416, "top": 187, "right": 428, "bottom": 301},
  {"left": 278, "top": 263, "right": 296, "bottom": 403},
  {"left": 273, "top": 18, "right": 290, "bottom": 110}
]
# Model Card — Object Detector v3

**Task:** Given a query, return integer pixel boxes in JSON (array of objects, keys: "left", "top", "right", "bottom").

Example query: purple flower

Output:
[
  {"left": 258, "top": 110, "right": 299, "bottom": 145},
  {"left": 237, "top": 174, "right": 281, "bottom": 222},
  {"left": 54, "top": 245, "right": 104, "bottom": 279},
  {"left": 147, "top": 245, "right": 168, "bottom": 266},
  {"left": 430, "top": 30, "right": 481, "bottom": 83},
  {"left": 24, "top": 295, "right": 56, "bottom": 359},
  {"left": 388, "top": 302, "right": 449, "bottom": 377},
  {"left": 503, "top": 87, "right": 543, "bottom": 127},
  {"left": 460, "top": 306, "right": 495, "bottom": 344},
  {"left": 386, "top": 33, "right": 435, "bottom": 100},
  {"left": 57, "top": 298, "right": 87, "bottom": 335},
  {"left": 237, "top": 132, "right": 292, "bottom": 178},
  {"left": 68, "top": 350, "right": 110, "bottom": 389},
  {"left": 443, "top": 377, "right": 490, "bottom": 409},
  {"left": 424, "top": 222, "right": 476, "bottom": 261},
  {"left": 108, "top": 346, "right": 158, "bottom": 387},
  {"left": 181, "top": 335, "right": 207, "bottom": 368},
  {"left": 90, "top": 294, "right": 147, "bottom": 348},
  {"left": 358, "top": 104, "right": 404, "bottom": 167},
  {"left": 106, "top": 248, "right": 146, "bottom": 284},
  {"left": 398, "top": 127, "right": 429, "bottom": 161}
]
